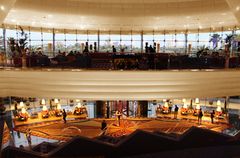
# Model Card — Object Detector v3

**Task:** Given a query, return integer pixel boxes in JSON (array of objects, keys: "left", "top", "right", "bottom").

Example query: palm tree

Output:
[
  {"left": 224, "top": 34, "right": 236, "bottom": 68},
  {"left": 209, "top": 34, "right": 221, "bottom": 49}
]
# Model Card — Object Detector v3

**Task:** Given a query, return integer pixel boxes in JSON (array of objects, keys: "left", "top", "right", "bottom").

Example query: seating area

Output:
[{"left": 10, "top": 52, "right": 240, "bottom": 70}]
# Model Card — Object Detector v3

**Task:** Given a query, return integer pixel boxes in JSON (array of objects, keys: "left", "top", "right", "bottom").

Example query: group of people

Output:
[
  {"left": 145, "top": 44, "right": 156, "bottom": 53},
  {"left": 165, "top": 105, "right": 216, "bottom": 125}
]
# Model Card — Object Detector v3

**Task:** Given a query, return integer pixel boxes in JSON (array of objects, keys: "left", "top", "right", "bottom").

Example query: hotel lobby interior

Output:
[{"left": 1, "top": 0, "right": 240, "bottom": 157}]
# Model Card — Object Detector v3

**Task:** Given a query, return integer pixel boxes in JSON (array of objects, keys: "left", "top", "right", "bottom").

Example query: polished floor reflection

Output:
[{"left": 6, "top": 117, "right": 229, "bottom": 147}]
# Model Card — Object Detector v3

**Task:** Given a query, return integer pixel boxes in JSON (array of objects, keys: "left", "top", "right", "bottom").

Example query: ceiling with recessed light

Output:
[{"left": 0, "top": 0, "right": 240, "bottom": 32}]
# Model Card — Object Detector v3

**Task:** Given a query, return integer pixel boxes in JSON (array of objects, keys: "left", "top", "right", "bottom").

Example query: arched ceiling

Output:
[{"left": 1, "top": 0, "right": 240, "bottom": 31}]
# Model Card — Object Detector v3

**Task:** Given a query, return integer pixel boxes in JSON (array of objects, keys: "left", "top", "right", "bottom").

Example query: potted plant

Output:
[{"left": 8, "top": 26, "right": 28, "bottom": 68}]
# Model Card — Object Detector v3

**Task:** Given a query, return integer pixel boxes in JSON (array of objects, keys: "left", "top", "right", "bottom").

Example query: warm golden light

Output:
[
  {"left": 54, "top": 98, "right": 59, "bottom": 104},
  {"left": 216, "top": 106, "right": 222, "bottom": 112},
  {"left": 42, "top": 105, "right": 47, "bottom": 111},
  {"left": 195, "top": 98, "right": 200, "bottom": 104},
  {"left": 57, "top": 103, "right": 61, "bottom": 110},
  {"left": 76, "top": 102, "right": 82, "bottom": 108},
  {"left": 164, "top": 102, "right": 169, "bottom": 108},
  {"left": 217, "top": 100, "right": 221, "bottom": 106},
  {"left": 182, "top": 98, "right": 186, "bottom": 103},
  {"left": 196, "top": 104, "right": 201, "bottom": 110},
  {"left": 183, "top": 103, "right": 188, "bottom": 109},
  {"left": 19, "top": 101, "right": 24, "bottom": 107},
  {"left": 21, "top": 107, "right": 26, "bottom": 114},
  {"left": 0, "top": 6, "right": 5, "bottom": 11},
  {"left": 41, "top": 99, "right": 46, "bottom": 105}
]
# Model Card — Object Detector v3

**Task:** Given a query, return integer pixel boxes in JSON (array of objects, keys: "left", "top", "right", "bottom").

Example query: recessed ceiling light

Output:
[
  {"left": 47, "top": 14, "right": 53, "bottom": 18},
  {"left": 0, "top": 5, "right": 5, "bottom": 11},
  {"left": 236, "top": 6, "right": 240, "bottom": 11},
  {"left": 186, "top": 16, "right": 191, "bottom": 19},
  {"left": 11, "top": 19, "right": 16, "bottom": 22},
  {"left": 221, "top": 13, "right": 226, "bottom": 15}
]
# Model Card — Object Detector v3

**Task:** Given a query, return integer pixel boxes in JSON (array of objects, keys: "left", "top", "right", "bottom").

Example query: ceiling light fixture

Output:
[
  {"left": 0, "top": 5, "right": 5, "bottom": 11},
  {"left": 236, "top": 6, "right": 240, "bottom": 11}
]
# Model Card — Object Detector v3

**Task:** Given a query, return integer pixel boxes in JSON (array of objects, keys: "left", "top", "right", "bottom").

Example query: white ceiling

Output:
[{"left": 1, "top": 0, "right": 240, "bottom": 32}]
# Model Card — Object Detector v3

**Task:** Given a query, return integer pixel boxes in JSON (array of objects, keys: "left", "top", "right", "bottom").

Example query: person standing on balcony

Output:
[{"left": 112, "top": 45, "right": 117, "bottom": 53}]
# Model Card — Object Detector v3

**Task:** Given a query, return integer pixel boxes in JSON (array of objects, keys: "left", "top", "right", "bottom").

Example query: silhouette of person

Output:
[
  {"left": 25, "top": 129, "right": 32, "bottom": 147},
  {"left": 198, "top": 108, "right": 203, "bottom": 125},
  {"left": 112, "top": 45, "right": 117, "bottom": 52},
  {"left": 174, "top": 105, "right": 179, "bottom": 119},
  {"left": 116, "top": 110, "right": 122, "bottom": 126},
  {"left": 62, "top": 109, "right": 67, "bottom": 123},
  {"left": 83, "top": 46, "right": 89, "bottom": 53},
  {"left": 149, "top": 45, "right": 154, "bottom": 53},
  {"left": 210, "top": 110, "right": 215, "bottom": 124},
  {"left": 101, "top": 120, "right": 107, "bottom": 135}
]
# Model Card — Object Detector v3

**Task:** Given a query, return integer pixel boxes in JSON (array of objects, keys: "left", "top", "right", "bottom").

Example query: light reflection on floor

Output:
[
  {"left": 5, "top": 131, "right": 59, "bottom": 149},
  {"left": 10, "top": 117, "right": 230, "bottom": 147}
]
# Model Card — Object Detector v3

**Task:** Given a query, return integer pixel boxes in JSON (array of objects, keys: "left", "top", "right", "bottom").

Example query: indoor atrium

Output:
[{"left": 0, "top": 0, "right": 240, "bottom": 158}]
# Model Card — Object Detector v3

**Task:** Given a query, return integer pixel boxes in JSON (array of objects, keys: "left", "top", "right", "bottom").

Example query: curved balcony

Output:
[
  {"left": 7, "top": 52, "right": 240, "bottom": 70},
  {"left": 0, "top": 68, "right": 240, "bottom": 100}
]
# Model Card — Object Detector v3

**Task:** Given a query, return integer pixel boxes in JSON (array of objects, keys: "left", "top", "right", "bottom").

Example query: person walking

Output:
[
  {"left": 198, "top": 108, "right": 203, "bottom": 125},
  {"left": 210, "top": 110, "right": 215, "bottom": 124},
  {"left": 25, "top": 128, "right": 32, "bottom": 147},
  {"left": 174, "top": 105, "right": 179, "bottom": 119},
  {"left": 101, "top": 120, "right": 107, "bottom": 135},
  {"left": 62, "top": 109, "right": 67, "bottom": 123},
  {"left": 116, "top": 110, "right": 122, "bottom": 126}
]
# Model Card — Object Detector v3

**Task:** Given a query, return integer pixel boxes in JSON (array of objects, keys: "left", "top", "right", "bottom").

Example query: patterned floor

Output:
[{"left": 13, "top": 117, "right": 230, "bottom": 142}]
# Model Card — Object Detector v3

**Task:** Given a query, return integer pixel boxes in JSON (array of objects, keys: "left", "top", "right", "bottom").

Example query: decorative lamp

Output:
[
  {"left": 183, "top": 103, "right": 188, "bottom": 109},
  {"left": 42, "top": 105, "right": 47, "bottom": 111},
  {"left": 216, "top": 100, "right": 222, "bottom": 112},
  {"left": 41, "top": 99, "right": 46, "bottom": 105},
  {"left": 164, "top": 102, "right": 169, "bottom": 108},
  {"left": 19, "top": 101, "right": 24, "bottom": 108},
  {"left": 196, "top": 104, "right": 201, "bottom": 110},
  {"left": 195, "top": 98, "right": 200, "bottom": 104},
  {"left": 54, "top": 98, "right": 59, "bottom": 104},
  {"left": 163, "top": 99, "right": 167, "bottom": 102},
  {"left": 182, "top": 98, "right": 186, "bottom": 103},
  {"left": 21, "top": 107, "right": 26, "bottom": 114},
  {"left": 76, "top": 102, "right": 82, "bottom": 108},
  {"left": 57, "top": 103, "right": 61, "bottom": 110}
]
